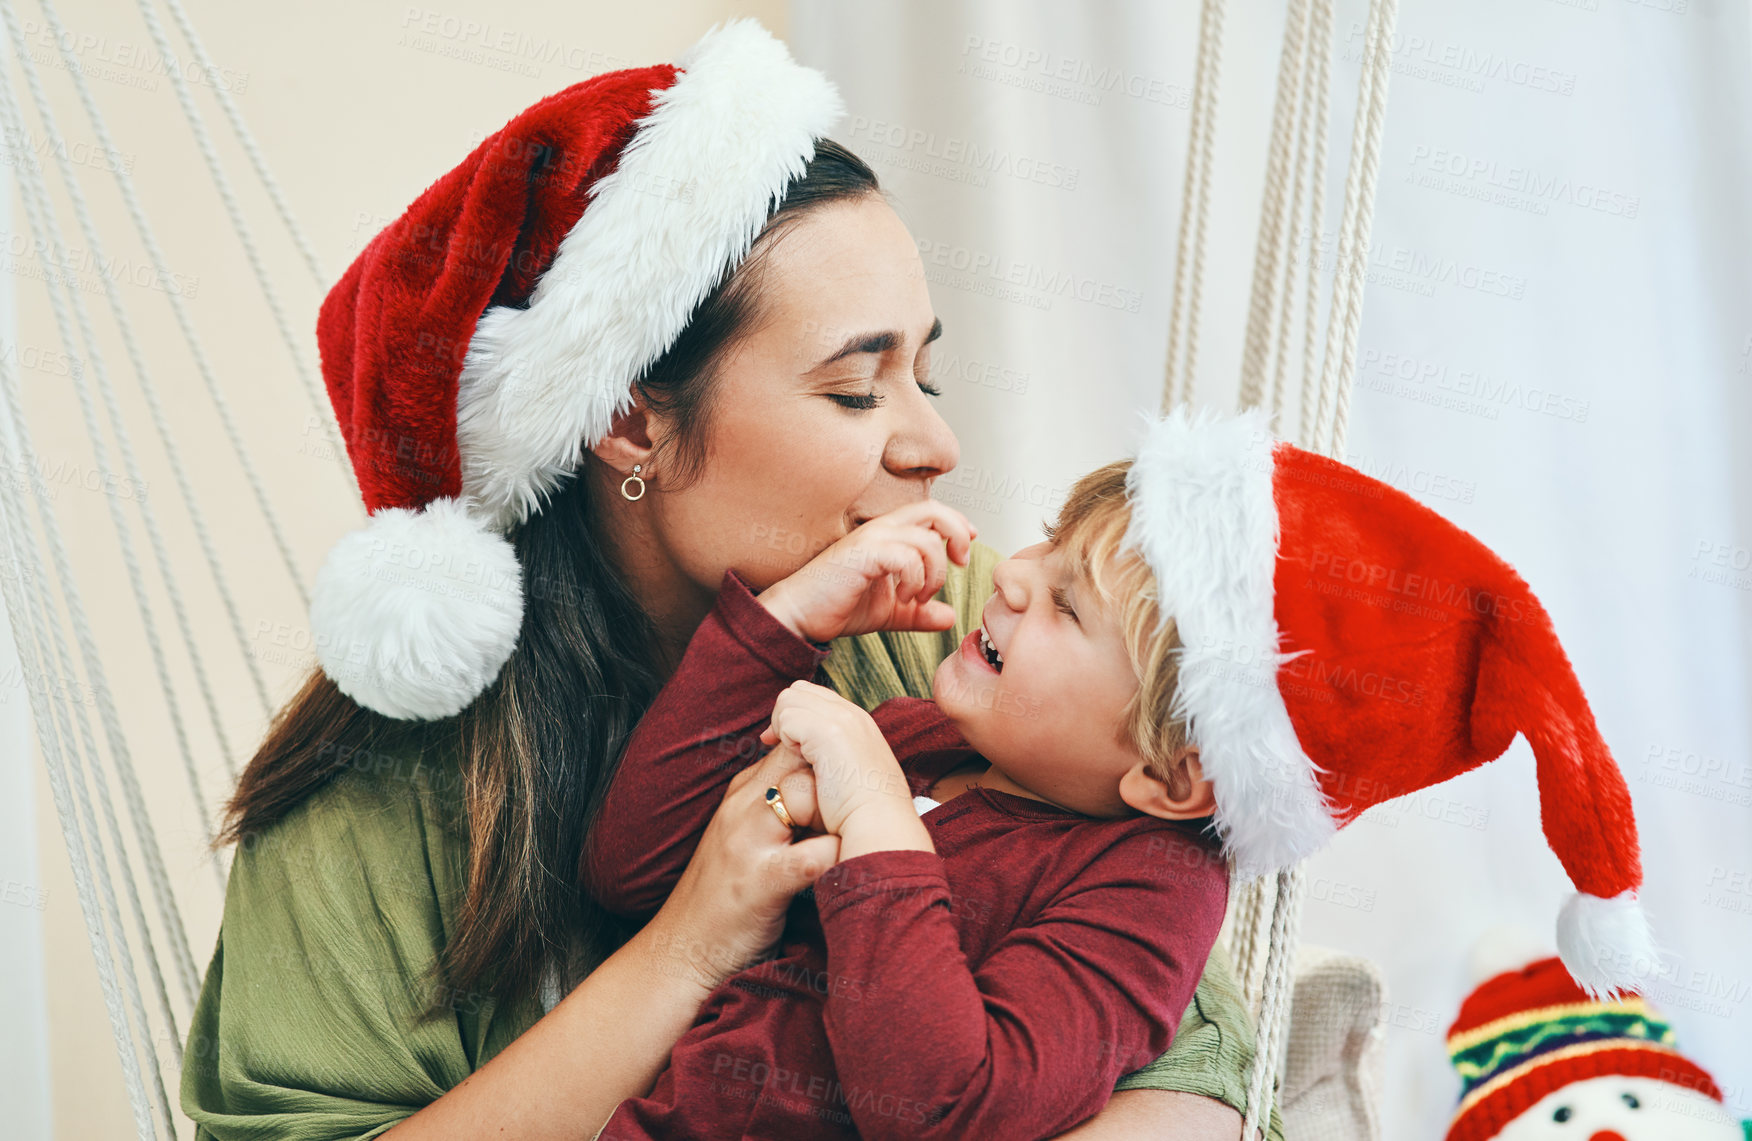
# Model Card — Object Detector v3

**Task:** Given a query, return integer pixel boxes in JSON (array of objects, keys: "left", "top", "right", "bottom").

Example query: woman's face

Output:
[{"left": 642, "top": 194, "right": 960, "bottom": 596}]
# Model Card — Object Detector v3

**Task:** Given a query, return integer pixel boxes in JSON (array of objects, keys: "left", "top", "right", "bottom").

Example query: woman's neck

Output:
[{"left": 589, "top": 467, "right": 715, "bottom": 679}]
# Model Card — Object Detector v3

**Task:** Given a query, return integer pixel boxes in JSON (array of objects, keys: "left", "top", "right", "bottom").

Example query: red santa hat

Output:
[
  {"left": 1122, "top": 406, "right": 1656, "bottom": 999},
  {"left": 1444, "top": 955, "right": 1723, "bottom": 1140},
  {"left": 310, "top": 19, "right": 842, "bottom": 720}
]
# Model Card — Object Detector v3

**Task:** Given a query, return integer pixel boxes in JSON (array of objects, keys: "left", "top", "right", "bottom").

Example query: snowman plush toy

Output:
[{"left": 1445, "top": 954, "right": 1746, "bottom": 1140}]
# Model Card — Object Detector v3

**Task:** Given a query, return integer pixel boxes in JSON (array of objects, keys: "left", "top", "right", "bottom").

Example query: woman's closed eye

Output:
[{"left": 828, "top": 378, "right": 943, "bottom": 410}]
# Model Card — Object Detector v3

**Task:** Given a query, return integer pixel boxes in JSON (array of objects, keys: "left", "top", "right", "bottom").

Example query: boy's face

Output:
[{"left": 933, "top": 539, "right": 1150, "bottom": 817}]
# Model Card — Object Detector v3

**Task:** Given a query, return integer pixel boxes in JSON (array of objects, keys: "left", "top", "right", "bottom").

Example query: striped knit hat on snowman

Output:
[
  {"left": 309, "top": 20, "right": 842, "bottom": 720},
  {"left": 1120, "top": 406, "right": 1655, "bottom": 999}
]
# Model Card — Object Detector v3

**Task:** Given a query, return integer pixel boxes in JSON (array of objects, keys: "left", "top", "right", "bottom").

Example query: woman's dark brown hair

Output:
[{"left": 220, "top": 139, "right": 881, "bottom": 1007}]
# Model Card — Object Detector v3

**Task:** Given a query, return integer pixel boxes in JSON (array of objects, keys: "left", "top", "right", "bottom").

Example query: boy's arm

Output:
[
  {"left": 811, "top": 826, "right": 1230, "bottom": 1141},
  {"left": 579, "top": 569, "right": 829, "bottom": 914}
]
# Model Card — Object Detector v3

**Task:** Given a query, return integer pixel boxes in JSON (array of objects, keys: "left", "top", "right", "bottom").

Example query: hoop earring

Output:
[{"left": 620, "top": 463, "right": 646, "bottom": 501}]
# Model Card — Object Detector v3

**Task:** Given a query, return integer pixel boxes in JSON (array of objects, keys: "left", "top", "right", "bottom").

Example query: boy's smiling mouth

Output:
[{"left": 977, "top": 626, "right": 1004, "bottom": 672}]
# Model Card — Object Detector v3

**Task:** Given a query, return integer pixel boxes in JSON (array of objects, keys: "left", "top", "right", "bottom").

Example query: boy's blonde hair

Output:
[{"left": 1043, "top": 460, "right": 1191, "bottom": 788}]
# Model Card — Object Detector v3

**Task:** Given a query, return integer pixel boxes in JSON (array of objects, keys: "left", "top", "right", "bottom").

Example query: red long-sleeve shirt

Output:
[{"left": 582, "top": 569, "right": 1229, "bottom": 1141}]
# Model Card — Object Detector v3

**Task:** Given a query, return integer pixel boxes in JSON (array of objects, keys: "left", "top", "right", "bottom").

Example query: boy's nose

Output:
[{"left": 990, "top": 555, "right": 1035, "bottom": 611}]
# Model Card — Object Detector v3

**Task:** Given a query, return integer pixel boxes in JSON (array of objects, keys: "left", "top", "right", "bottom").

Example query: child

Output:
[
  {"left": 583, "top": 462, "right": 1231, "bottom": 1141},
  {"left": 584, "top": 406, "right": 1656, "bottom": 1140}
]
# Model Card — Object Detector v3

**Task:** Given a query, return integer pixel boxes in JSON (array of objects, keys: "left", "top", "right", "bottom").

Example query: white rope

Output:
[
  {"left": 0, "top": 353, "right": 173, "bottom": 1141},
  {"left": 33, "top": 0, "right": 314, "bottom": 609},
  {"left": 1311, "top": 0, "right": 1399, "bottom": 456},
  {"left": 1160, "top": 0, "right": 1228, "bottom": 412},
  {"left": 1320, "top": 0, "right": 1397, "bottom": 458},
  {"left": 130, "top": 0, "right": 355, "bottom": 496},
  {"left": 0, "top": 79, "right": 191, "bottom": 1066},
  {"left": 1234, "top": 875, "right": 1276, "bottom": 1013},
  {"left": 2, "top": 0, "right": 272, "bottom": 746},
  {"left": 0, "top": 29, "right": 208, "bottom": 1008},
  {"left": 1307, "top": 0, "right": 1383, "bottom": 451},
  {"left": 1226, "top": 873, "right": 1262, "bottom": 1000},
  {"left": 1282, "top": 0, "right": 1334, "bottom": 440},
  {"left": 1242, "top": 866, "right": 1307, "bottom": 1141},
  {"left": 1231, "top": 3, "right": 1394, "bottom": 1135},
  {"left": 1236, "top": 0, "right": 1311, "bottom": 412},
  {"left": 156, "top": 0, "right": 327, "bottom": 287},
  {"left": 1265, "top": 0, "right": 1331, "bottom": 430}
]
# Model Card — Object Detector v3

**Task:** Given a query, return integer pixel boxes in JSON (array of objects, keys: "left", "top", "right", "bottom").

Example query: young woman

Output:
[{"left": 182, "top": 22, "right": 1281, "bottom": 1141}]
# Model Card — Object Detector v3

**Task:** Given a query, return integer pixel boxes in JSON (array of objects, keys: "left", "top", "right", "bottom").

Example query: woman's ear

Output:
[
  {"left": 1119, "top": 747, "right": 1216, "bottom": 821},
  {"left": 590, "top": 397, "right": 657, "bottom": 477}
]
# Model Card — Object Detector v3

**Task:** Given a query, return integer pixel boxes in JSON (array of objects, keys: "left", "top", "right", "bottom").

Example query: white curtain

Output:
[{"left": 791, "top": 0, "right": 1752, "bottom": 1134}]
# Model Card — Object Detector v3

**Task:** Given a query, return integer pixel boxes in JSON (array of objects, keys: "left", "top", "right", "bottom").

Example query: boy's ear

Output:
[{"left": 1120, "top": 747, "right": 1216, "bottom": 821}]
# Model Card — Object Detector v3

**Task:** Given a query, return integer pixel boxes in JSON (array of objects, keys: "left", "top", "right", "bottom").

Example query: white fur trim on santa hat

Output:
[
  {"left": 1122, "top": 406, "right": 1336, "bottom": 878},
  {"left": 1556, "top": 890, "right": 1661, "bottom": 1001},
  {"left": 454, "top": 18, "right": 845, "bottom": 530},
  {"left": 310, "top": 496, "right": 524, "bottom": 720}
]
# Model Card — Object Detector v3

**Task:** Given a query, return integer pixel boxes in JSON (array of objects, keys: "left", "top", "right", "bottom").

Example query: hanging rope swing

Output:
[
  {"left": 0, "top": 1, "right": 1400, "bottom": 1137},
  {"left": 0, "top": 0, "right": 347, "bottom": 1134},
  {"left": 1157, "top": 0, "right": 1400, "bottom": 1135}
]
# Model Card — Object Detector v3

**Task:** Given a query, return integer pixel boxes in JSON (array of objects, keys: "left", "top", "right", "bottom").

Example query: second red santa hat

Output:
[{"left": 1122, "top": 406, "right": 1655, "bottom": 999}]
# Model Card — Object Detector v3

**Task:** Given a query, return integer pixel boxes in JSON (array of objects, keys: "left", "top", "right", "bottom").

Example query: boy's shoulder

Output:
[{"left": 1065, "top": 814, "right": 1229, "bottom": 894}]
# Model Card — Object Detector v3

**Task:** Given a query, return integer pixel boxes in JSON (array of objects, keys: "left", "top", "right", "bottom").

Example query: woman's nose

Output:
[{"left": 885, "top": 392, "right": 960, "bottom": 483}]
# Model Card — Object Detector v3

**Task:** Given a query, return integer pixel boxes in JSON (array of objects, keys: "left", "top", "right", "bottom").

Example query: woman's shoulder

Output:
[
  {"left": 235, "top": 736, "right": 466, "bottom": 872},
  {"left": 184, "top": 737, "right": 488, "bottom": 1136},
  {"left": 222, "top": 735, "right": 472, "bottom": 956}
]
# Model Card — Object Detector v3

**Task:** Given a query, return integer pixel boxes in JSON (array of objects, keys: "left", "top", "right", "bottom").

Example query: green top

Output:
[{"left": 182, "top": 540, "right": 1285, "bottom": 1140}]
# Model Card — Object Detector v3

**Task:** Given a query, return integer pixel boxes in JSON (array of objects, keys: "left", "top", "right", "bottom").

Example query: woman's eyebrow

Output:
[{"left": 814, "top": 316, "right": 944, "bottom": 368}]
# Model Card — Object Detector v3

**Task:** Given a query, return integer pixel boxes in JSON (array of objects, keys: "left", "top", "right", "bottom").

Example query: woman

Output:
[{"left": 182, "top": 20, "right": 1282, "bottom": 1141}]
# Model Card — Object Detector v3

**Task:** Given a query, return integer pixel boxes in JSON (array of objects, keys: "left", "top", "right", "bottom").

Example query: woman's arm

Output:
[
  {"left": 382, "top": 901, "right": 722, "bottom": 1140},
  {"left": 384, "top": 749, "right": 839, "bottom": 1140}
]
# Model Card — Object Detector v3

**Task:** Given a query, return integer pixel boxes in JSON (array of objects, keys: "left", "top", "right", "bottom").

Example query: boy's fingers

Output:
[
  {"left": 912, "top": 527, "right": 948, "bottom": 600},
  {"left": 871, "top": 501, "right": 976, "bottom": 565},
  {"left": 884, "top": 598, "right": 955, "bottom": 632},
  {"left": 894, "top": 542, "right": 927, "bottom": 603},
  {"left": 914, "top": 501, "right": 976, "bottom": 564},
  {"left": 730, "top": 738, "right": 802, "bottom": 800}
]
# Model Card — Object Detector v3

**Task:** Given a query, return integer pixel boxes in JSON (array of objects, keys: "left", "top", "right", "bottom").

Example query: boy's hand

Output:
[
  {"left": 758, "top": 681, "right": 919, "bottom": 840},
  {"left": 756, "top": 502, "right": 977, "bottom": 644}
]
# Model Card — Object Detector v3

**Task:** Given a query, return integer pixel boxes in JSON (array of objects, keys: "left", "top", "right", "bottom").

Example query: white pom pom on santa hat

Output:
[
  {"left": 309, "top": 497, "right": 523, "bottom": 720},
  {"left": 1556, "top": 889, "right": 1662, "bottom": 1001}
]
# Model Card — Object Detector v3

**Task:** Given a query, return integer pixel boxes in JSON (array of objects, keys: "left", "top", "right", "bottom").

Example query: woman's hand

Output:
[
  {"left": 756, "top": 501, "right": 978, "bottom": 643},
  {"left": 640, "top": 741, "right": 840, "bottom": 991},
  {"left": 382, "top": 748, "right": 841, "bottom": 1140},
  {"left": 757, "top": 681, "right": 932, "bottom": 861}
]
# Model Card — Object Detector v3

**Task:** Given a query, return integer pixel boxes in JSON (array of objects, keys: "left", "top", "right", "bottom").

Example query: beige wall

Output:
[{"left": 11, "top": 2, "right": 786, "bottom": 1136}]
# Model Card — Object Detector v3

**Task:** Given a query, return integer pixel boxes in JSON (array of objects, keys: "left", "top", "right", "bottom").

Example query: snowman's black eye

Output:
[
  {"left": 1622, "top": 1092, "right": 1641, "bottom": 1109},
  {"left": 1553, "top": 1106, "right": 1573, "bottom": 1123}
]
